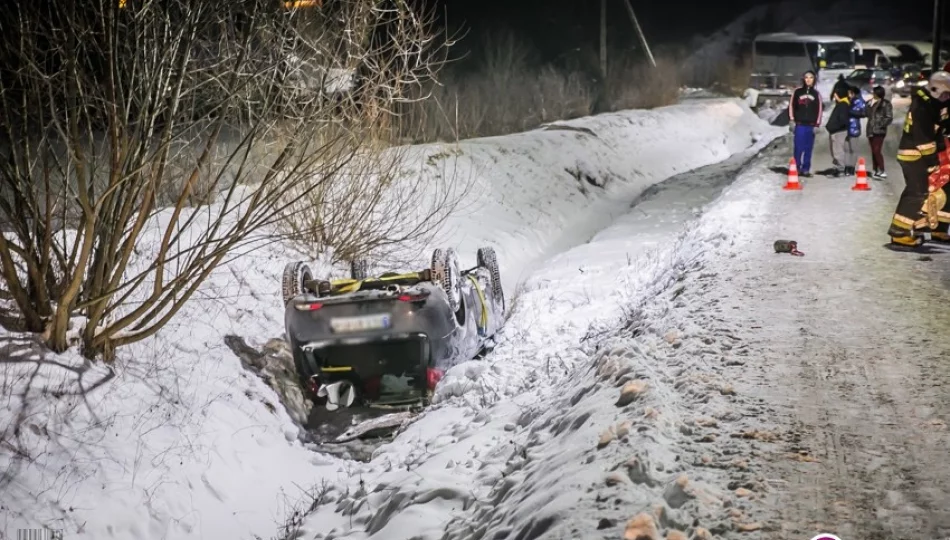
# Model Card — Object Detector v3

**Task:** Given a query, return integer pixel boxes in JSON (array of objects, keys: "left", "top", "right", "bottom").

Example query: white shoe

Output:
[{"left": 878, "top": 171, "right": 888, "bottom": 178}]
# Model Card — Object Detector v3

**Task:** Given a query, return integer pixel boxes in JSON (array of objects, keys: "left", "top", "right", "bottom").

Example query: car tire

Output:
[
  {"left": 282, "top": 261, "right": 313, "bottom": 305},
  {"left": 477, "top": 247, "right": 504, "bottom": 312},
  {"left": 350, "top": 258, "right": 371, "bottom": 280},
  {"left": 431, "top": 248, "right": 462, "bottom": 312}
]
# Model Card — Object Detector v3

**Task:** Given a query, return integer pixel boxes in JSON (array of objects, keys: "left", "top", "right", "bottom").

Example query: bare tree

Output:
[{"left": 0, "top": 0, "right": 446, "bottom": 360}]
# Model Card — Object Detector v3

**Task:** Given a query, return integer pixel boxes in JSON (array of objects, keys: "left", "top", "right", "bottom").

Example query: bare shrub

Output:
[
  {"left": 276, "top": 134, "right": 470, "bottom": 263},
  {"left": 606, "top": 55, "right": 682, "bottom": 111},
  {"left": 395, "top": 29, "right": 593, "bottom": 142},
  {"left": 393, "top": 33, "right": 688, "bottom": 143},
  {"left": 710, "top": 52, "right": 754, "bottom": 97},
  {"left": 0, "top": 0, "right": 445, "bottom": 360}
]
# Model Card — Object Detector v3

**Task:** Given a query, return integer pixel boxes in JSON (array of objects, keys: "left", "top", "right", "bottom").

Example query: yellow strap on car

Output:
[
  {"left": 329, "top": 272, "right": 424, "bottom": 294},
  {"left": 321, "top": 366, "right": 353, "bottom": 373},
  {"left": 467, "top": 275, "right": 488, "bottom": 329}
]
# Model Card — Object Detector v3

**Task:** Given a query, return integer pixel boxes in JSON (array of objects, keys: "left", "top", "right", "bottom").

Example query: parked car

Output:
[
  {"left": 895, "top": 67, "right": 931, "bottom": 97},
  {"left": 890, "top": 42, "right": 950, "bottom": 67},
  {"left": 844, "top": 68, "right": 896, "bottom": 98},
  {"left": 854, "top": 42, "right": 902, "bottom": 70}
]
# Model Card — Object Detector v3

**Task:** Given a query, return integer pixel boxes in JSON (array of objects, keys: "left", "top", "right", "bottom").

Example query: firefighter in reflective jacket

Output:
[
  {"left": 931, "top": 104, "right": 950, "bottom": 241},
  {"left": 888, "top": 71, "right": 950, "bottom": 248}
]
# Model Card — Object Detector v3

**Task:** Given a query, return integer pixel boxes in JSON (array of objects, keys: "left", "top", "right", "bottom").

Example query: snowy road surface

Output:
[
  {"left": 691, "top": 119, "right": 950, "bottom": 538},
  {"left": 619, "top": 114, "right": 950, "bottom": 540}
]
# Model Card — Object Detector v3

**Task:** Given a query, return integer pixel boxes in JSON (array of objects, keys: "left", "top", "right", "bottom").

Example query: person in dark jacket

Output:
[
  {"left": 887, "top": 71, "right": 950, "bottom": 249},
  {"left": 866, "top": 86, "right": 894, "bottom": 178},
  {"left": 831, "top": 74, "right": 851, "bottom": 103},
  {"left": 787, "top": 70, "right": 822, "bottom": 177},
  {"left": 846, "top": 86, "right": 867, "bottom": 175},
  {"left": 826, "top": 87, "right": 853, "bottom": 176}
]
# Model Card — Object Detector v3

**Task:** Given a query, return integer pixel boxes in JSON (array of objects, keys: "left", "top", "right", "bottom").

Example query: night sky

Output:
[
  {"left": 424, "top": 0, "right": 938, "bottom": 68},
  {"left": 434, "top": 0, "right": 765, "bottom": 44}
]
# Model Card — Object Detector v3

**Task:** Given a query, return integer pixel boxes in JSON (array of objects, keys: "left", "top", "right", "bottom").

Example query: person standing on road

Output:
[
  {"left": 845, "top": 86, "right": 868, "bottom": 176},
  {"left": 787, "top": 71, "right": 822, "bottom": 177},
  {"left": 826, "top": 84, "right": 853, "bottom": 176},
  {"left": 887, "top": 71, "right": 950, "bottom": 249},
  {"left": 866, "top": 86, "right": 894, "bottom": 178},
  {"left": 832, "top": 74, "right": 850, "bottom": 104}
]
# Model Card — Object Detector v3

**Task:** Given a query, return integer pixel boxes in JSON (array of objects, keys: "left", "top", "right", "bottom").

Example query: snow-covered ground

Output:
[
  {"left": 0, "top": 98, "right": 780, "bottom": 540},
  {"left": 290, "top": 100, "right": 931, "bottom": 540},
  {"left": 289, "top": 140, "right": 785, "bottom": 540}
]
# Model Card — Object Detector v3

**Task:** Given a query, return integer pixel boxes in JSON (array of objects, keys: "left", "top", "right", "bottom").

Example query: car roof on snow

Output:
[{"left": 754, "top": 33, "right": 854, "bottom": 44}]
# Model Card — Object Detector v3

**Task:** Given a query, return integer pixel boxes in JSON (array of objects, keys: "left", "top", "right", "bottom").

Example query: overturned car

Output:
[{"left": 282, "top": 247, "right": 505, "bottom": 420}]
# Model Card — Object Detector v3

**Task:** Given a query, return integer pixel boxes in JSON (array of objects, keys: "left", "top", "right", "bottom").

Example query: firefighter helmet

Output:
[{"left": 928, "top": 70, "right": 950, "bottom": 96}]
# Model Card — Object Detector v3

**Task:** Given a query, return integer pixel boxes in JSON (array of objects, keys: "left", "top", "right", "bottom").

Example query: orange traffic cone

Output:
[
  {"left": 783, "top": 158, "right": 802, "bottom": 190},
  {"left": 852, "top": 157, "right": 871, "bottom": 191}
]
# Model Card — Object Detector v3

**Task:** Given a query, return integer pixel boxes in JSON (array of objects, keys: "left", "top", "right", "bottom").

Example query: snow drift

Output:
[{"left": 0, "top": 98, "right": 777, "bottom": 540}]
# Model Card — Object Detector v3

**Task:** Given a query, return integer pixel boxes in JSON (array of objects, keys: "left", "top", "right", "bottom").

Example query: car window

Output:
[{"left": 847, "top": 69, "right": 870, "bottom": 78}]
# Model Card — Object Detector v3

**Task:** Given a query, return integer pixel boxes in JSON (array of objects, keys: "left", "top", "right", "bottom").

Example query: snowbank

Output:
[
  {"left": 285, "top": 140, "right": 786, "bottom": 538},
  {"left": 0, "top": 98, "right": 778, "bottom": 540},
  {"left": 416, "top": 98, "right": 772, "bottom": 291}
]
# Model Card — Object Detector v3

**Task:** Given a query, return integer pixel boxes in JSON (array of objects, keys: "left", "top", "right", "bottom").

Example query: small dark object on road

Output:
[{"left": 774, "top": 240, "right": 804, "bottom": 256}]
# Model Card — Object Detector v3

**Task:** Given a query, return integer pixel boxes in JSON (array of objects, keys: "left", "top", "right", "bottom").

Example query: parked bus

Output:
[{"left": 748, "top": 33, "right": 857, "bottom": 106}]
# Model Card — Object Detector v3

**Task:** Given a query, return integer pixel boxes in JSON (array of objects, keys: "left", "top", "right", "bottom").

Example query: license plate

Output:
[{"left": 330, "top": 314, "right": 392, "bottom": 333}]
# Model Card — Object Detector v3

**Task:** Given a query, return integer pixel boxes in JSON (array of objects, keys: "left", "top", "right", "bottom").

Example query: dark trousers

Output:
[
  {"left": 793, "top": 124, "right": 815, "bottom": 173},
  {"left": 869, "top": 135, "right": 886, "bottom": 171},
  {"left": 890, "top": 159, "right": 932, "bottom": 236}
]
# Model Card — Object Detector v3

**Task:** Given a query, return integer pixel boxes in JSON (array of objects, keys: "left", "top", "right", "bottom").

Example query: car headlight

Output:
[{"left": 896, "top": 80, "right": 905, "bottom": 88}]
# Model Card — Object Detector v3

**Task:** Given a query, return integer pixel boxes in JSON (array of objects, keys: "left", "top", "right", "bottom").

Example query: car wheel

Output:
[
  {"left": 431, "top": 248, "right": 462, "bottom": 312},
  {"left": 281, "top": 261, "right": 313, "bottom": 305},
  {"left": 350, "top": 258, "right": 371, "bottom": 280},
  {"left": 477, "top": 247, "right": 504, "bottom": 313}
]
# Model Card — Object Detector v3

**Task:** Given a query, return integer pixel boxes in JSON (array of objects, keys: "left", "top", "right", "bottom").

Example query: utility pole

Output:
[
  {"left": 600, "top": 1, "right": 607, "bottom": 83},
  {"left": 597, "top": 0, "right": 608, "bottom": 112},
  {"left": 933, "top": 0, "right": 944, "bottom": 71},
  {"left": 622, "top": 0, "right": 656, "bottom": 68}
]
